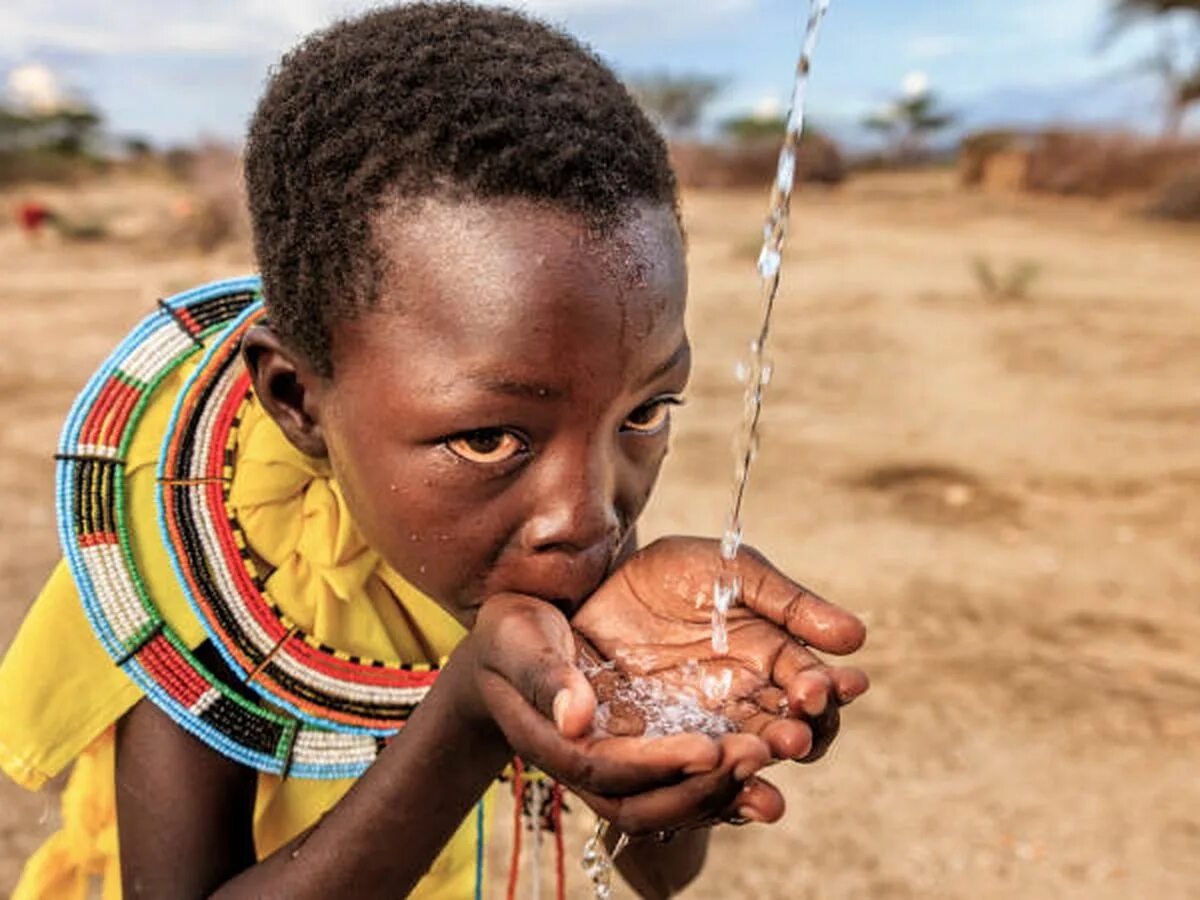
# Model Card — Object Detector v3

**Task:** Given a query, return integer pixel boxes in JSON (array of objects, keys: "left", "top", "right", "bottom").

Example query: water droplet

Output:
[
  {"left": 611, "top": 833, "right": 630, "bottom": 859},
  {"left": 775, "top": 147, "right": 796, "bottom": 194},
  {"left": 757, "top": 247, "right": 782, "bottom": 279},
  {"left": 760, "top": 359, "right": 774, "bottom": 385},
  {"left": 734, "top": 359, "right": 749, "bottom": 383},
  {"left": 710, "top": 616, "right": 729, "bottom": 654},
  {"left": 720, "top": 528, "right": 742, "bottom": 561},
  {"left": 702, "top": 668, "right": 734, "bottom": 703},
  {"left": 713, "top": 573, "right": 740, "bottom": 613}
]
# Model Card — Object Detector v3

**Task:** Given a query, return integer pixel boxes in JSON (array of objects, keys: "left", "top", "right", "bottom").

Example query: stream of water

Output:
[
  {"left": 581, "top": 3, "right": 837, "bottom": 896},
  {"left": 712, "top": 0, "right": 832, "bottom": 657}
]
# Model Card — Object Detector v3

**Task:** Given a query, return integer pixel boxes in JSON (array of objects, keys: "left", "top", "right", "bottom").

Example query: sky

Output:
[{"left": 0, "top": 0, "right": 1192, "bottom": 148}]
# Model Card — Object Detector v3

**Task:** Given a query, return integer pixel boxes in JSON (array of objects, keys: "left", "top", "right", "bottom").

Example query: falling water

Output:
[
  {"left": 578, "top": 5, "right": 836, "bottom": 896},
  {"left": 712, "top": 0, "right": 833, "bottom": 658}
]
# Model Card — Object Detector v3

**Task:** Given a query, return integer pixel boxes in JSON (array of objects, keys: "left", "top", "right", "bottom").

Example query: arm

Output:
[
  {"left": 117, "top": 650, "right": 512, "bottom": 899},
  {"left": 117, "top": 597, "right": 754, "bottom": 899}
]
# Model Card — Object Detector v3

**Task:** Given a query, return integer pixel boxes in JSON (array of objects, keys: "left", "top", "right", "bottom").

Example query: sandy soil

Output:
[{"left": 1, "top": 171, "right": 1198, "bottom": 898}]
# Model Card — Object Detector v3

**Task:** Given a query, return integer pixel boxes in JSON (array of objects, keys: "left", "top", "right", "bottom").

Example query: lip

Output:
[{"left": 488, "top": 542, "right": 618, "bottom": 617}]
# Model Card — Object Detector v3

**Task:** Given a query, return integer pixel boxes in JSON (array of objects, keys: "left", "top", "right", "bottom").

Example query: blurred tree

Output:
[
  {"left": 43, "top": 107, "right": 102, "bottom": 155},
  {"left": 721, "top": 113, "right": 787, "bottom": 142},
  {"left": 628, "top": 73, "right": 722, "bottom": 138},
  {"left": 1107, "top": 0, "right": 1200, "bottom": 135},
  {"left": 862, "top": 88, "right": 955, "bottom": 161},
  {"left": 123, "top": 136, "right": 155, "bottom": 157},
  {"left": 0, "top": 102, "right": 102, "bottom": 155}
]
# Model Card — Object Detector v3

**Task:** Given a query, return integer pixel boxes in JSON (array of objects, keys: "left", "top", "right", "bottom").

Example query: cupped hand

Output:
[
  {"left": 451, "top": 591, "right": 780, "bottom": 833},
  {"left": 571, "top": 536, "right": 869, "bottom": 762}
]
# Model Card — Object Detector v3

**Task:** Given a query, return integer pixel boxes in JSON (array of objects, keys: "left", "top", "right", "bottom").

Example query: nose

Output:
[{"left": 520, "top": 440, "right": 622, "bottom": 557}]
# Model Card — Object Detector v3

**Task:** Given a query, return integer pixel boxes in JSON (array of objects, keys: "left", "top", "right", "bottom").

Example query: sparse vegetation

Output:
[{"left": 971, "top": 256, "right": 1042, "bottom": 302}]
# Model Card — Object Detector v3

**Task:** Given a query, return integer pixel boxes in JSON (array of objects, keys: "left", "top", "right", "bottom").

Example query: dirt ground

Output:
[{"left": 1, "top": 170, "right": 1198, "bottom": 899}]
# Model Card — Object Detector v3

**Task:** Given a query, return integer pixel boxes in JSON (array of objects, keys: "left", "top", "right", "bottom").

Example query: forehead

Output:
[{"left": 330, "top": 198, "right": 687, "bottom": 388}]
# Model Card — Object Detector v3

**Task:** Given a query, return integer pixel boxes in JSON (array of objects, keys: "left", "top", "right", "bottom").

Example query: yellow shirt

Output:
[{"left": 0, "top": 347, "right": 491, "bottom": 899}]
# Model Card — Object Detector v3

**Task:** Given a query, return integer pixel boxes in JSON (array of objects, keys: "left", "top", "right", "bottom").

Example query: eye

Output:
[
  {"left": 445, "top": 429, "right": 528, "bottom": 464},
  {"left": 622, "top": 396, "right": 683, "bottom": 435}
]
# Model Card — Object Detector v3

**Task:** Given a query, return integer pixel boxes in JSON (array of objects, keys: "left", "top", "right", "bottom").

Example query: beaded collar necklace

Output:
[{"left": 56, "top": 277, "right": 437, "bottom": 779}]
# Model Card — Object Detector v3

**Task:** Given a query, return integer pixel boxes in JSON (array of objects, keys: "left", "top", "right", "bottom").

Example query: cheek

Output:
[
  {"left": 618, "top": 436, "right": 671, "bottom": 524},
  {"left": 324, "top": 434, "right": 516, "bottom": 602}
]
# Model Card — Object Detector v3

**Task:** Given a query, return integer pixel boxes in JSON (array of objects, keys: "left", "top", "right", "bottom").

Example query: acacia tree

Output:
[
  {"left": 863, "top": 89, "right": 955, "bottom": 162},
  {"left": 628, "top": 73, "right": 722, "bottom": 138},
  {"left": 1107, "top": 0, "right": 1200, "bottom": 136}
]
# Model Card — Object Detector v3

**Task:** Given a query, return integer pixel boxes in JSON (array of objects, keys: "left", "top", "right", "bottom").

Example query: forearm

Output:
[
  {"left": 212, "top": 658, "right": 511, "bottom": 899},
  {"left": 613, "top": 827, "right": 709, "bottom": 900}
]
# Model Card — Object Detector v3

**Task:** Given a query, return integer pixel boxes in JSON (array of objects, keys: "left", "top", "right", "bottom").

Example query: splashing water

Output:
[
  {"left": 712, "top": 0, "right": 833, "bottom": 662},
  {"left": 581, "top": 819, "right": 615, "bottom": 900},
  {"left": 583, "top": 657, "right": 736, "bottom": 740}
]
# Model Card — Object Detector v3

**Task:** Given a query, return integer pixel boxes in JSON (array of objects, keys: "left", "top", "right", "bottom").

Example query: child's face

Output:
[{"left": 311, "top": 199, "right": 688, "bottom": 625}]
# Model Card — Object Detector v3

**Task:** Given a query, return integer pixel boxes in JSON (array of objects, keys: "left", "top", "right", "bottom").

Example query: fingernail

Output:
[
  {"left": 733, "top": 760, "right": 762, "bottom": 782},
  {"left": 552, "top": 690, "right": 569, "bottom": 732},
  {"left": 684, "top": 757, "right": 717, "bottom": 775}
]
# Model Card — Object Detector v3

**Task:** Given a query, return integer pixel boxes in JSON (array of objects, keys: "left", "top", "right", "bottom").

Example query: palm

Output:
[{"left": 572, "top": 537, "right": 864, "bottom": 742}]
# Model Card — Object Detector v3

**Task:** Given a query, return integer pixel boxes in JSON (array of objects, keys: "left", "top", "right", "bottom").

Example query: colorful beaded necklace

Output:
[{"left": 56, "top": 276, "right": 435, "bottom": 779}]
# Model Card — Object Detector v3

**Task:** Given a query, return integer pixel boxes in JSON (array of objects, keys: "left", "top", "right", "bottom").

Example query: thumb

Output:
[
  {"left": 480, "top": 594, "right": 597, "bottom": 740},
  {"left": 548, "top": 666, "right": 596, "bottom": 740}
]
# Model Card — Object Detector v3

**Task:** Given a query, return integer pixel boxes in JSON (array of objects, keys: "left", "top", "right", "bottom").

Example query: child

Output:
[{"left": 0, "top": 4, "right": 868, "bottom": 898}]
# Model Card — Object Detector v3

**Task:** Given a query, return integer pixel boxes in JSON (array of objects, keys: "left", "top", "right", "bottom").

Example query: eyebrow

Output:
[
  {"left": 466, "top": 339, "right": 689, "bottom": 401},
  {"left": 642, "top": 339, "right": 690, "bottom": 386},
  {"left": 469, "top": 375, "right": 567, "bottom": 401}
]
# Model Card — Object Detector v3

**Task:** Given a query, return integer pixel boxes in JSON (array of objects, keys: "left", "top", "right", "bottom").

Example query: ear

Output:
[{"left": 241, "top": 325, "right": 329, "bottom": 458}]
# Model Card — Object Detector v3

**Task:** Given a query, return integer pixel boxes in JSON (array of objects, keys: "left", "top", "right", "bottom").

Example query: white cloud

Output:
[
  {"left": 750, "top": 94, "right": 782, "bottom": 119},
  {"left": 903, "top": 32, "right": 970, "bottom": 62},
  {"left": 1008, "top": 0, "right": 1107, "bottom": 44},
  {"left": 6, "top": 62, "right": 68, "bottom": 111}
]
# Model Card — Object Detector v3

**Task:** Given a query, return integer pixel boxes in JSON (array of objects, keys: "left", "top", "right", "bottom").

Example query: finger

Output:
[
  {"left": 771, "top": 642, "right": 832, "bottom": 717},
  {"left": 576, "top": 735, "right": 770, "bottom": 834},
  {"left": 717, "top": 732, "right": 772, "bottom": 782},
  {"left": 724, "top": 775, "right": 785, "bottom": 825},
  {"left": 757, "top": 718, "right": 813, "bottom": 760},
  {"left": 798, "top": 704, "right": 841, "bottom": 764},
  {"left": 787, "top": 668, "right": 834, "bottom": 719},
  {"left": 829, "top": 666, "right": 870, "bottom": 705},
  {"left": 739, "top": 547, "right": 866, "bottom": 654},
  {"left": 479, "top": 594, "right": 596, "bottom": 738},
  {"left": 481, "top": 671, "right": 721, "bottom": 794}
]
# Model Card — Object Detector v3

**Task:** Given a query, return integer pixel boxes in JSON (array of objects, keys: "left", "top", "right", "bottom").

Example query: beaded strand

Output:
[{"left": 56, "top": 277, "right": 412, "bottom": 778}]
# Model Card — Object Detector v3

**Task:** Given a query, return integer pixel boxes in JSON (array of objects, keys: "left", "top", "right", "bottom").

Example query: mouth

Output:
[{"left": 483, "top": 541, "right": 622, "bottom": 619}]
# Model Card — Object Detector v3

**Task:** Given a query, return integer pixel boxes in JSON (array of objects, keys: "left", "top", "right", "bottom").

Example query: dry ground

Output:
[{"left": 1, "top": 171, "right": 1198, "bottom": 898}]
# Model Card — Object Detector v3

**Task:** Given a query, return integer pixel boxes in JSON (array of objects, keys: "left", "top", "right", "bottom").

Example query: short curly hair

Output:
[{"left": 244, "top": 1, "right": 678, "bottom": 375}]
